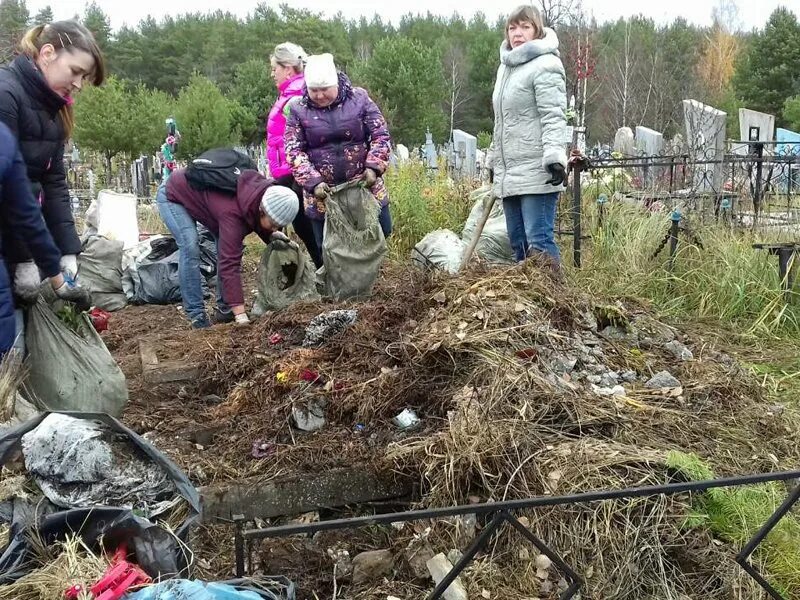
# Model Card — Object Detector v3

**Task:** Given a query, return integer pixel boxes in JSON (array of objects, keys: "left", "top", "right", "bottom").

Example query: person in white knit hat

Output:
[
  {"left": 285, "top": 53, "right": 393, "bottom": 251},
  {"left": 158, "top": 158, "right": 298, "bottom": 328}
]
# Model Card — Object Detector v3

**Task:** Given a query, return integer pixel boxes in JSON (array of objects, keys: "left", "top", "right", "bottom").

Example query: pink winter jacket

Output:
[{"left": 266, "top": 73, "right": 305, "bottom": 179}]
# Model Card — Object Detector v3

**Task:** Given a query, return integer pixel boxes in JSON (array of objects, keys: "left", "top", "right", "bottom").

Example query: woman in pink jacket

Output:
[{"left": 266, "top": 43, "right": 321, "bottom": 267}]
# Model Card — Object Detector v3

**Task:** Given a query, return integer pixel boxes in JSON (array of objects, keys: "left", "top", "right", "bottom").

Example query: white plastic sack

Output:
[
  {"left": 121, "top": 236, "right": 166, "bottom": 300},
  {"left": 252, "top": 241, "right": 319, "bottom": 317},
  {"left": 93, "top": 190, "right": 140, "bottom": 249},
  {"left": 24, "top": 297, "right": 128, "bottom": 416},
  {"left": 462, "top": 186, "right": 515, "bottom": 265},
  {"left": 78, "top": 235, "right": 127, "bottom": 311},
  {"left": 411, "top": 229, "right": 466, "bottom": 274}
]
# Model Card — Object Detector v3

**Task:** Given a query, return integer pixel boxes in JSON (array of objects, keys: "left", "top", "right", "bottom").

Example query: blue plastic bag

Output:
[{"left": 127, "top": 580, "right": 263, "bottom": 599}]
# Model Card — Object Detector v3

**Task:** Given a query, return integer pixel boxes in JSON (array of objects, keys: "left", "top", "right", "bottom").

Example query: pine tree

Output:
[
  {"left": 355, "top": 37, "right": 447, "bottom": 145},
  {"left": 0, "top": 0, "right": 30, "bottom": 63},
  {"left": 734, "top": 8, "right": 800, "bottom": 124}
]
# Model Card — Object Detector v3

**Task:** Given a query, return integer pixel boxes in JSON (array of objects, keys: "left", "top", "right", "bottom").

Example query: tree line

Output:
[{"left": 1, "top": 0, "right": 800, "bottom": 165}]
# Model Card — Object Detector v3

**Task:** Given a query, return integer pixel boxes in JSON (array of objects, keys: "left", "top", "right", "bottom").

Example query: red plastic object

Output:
[
  {"left": 269, "top": 332, "right": 284, "bottom": 345},
  {"left": 300, "top": 369, "right": 319, "bottom": 382},
  {"left": 90, "top": 308, "right": 110, "bottom": 333},
  {"left": 515, "top": 348, "right": 538, "bottom": 361},
  {"left": 64, "top": 584, "right": 83, "bottom": 599},
  {"left": 89, "top": 545, "right": 151, "bottom": 600}
]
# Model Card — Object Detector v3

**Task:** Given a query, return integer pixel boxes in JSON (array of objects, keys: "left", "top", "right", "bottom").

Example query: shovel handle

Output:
[{"left": 459, "top": 195, "right": 497, "bottom": 272}]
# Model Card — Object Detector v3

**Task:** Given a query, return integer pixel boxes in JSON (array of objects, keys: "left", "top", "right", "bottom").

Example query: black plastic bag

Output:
[
  {"left": 0, "top": 412, "right": 201, "bottom": 582},
  {"left": 128, "top": 229, "right": 218, "bottom": 305}
]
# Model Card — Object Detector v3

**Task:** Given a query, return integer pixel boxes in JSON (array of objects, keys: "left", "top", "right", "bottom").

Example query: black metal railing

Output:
[{"left": 233, "top": 468, "right": 800, "bottom": 600}]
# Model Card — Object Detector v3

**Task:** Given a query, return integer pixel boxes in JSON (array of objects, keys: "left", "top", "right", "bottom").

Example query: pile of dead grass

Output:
[
  {"left": 135, "top": 264, "right": 443, "bottom": 483},
  {"left": 131, "top": 261, "right": 799, "bottom": 597},
  {"left": 377, "top": 264, "right": 800, "bottom": 599},
  {"left": 0, "top": 535, "right": 111, "bottom": 600}
]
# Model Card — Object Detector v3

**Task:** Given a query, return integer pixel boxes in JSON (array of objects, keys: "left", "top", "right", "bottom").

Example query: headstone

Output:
[
  {"left": 424, "top": 129, "right": 438, "bottom": 170},
  {"left": 395, "top": 144, "right": 410, "bottom": 162},
  {"left": 613, "top": 127, "right": 635, "bottom": 156},
  {"left": 776, "top": 128, "right": 800, "bottom": 194},
  {"left": 683, "top": 99, "right": 727, "bottom": 193},
  {"left": 451, "top": 130, "right": 477, "bottom": 179},
  {"left": 475, "top": 149, "right": 486, "bottom": 179},
  {"left": 636, "top": 126, "right": 664, "bottom": 187},
  {"left": 739, "top": 108, "right": 775, "bottom": 146},
  {"left": 572, "top": 126, "right": 587, "bottom": 154},
  {"left": 776, "top": 128, "right": 800, "bottom": 156},
  {"left": 635, "top": 127, "right": 664, "bottom": 157}
]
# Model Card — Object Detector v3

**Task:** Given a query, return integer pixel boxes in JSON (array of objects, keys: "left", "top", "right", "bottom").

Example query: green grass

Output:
[
  {"left": 668, "top": 451, "right": 800, "bottom": 598},
  {"left": 137, "top": 204, "right": 167, "bottom": 235},
  {"left": 571, "top": 201, "right": 800, "bottom": 336},
  {"left": 384, "top": 162, "right": 475, "bottom": 260}
]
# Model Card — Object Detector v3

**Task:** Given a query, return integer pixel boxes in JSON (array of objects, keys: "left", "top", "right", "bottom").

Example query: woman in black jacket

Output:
[{"left": 0, "top": 20, "right": 104, "bottom": 297}]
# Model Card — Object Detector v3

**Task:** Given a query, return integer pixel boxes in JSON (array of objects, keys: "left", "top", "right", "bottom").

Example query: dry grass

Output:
[
  {"left": 0, "top": 353, "right": 26, "bottom": 422},
  {"left": 0, "top": 535, "right": 111, "bottom": 600},
  {"left": 377, "top": 264, "right": 799, "bottom": 598},
  {"left": 112, "top": 258, "right": 800, "bottom": 597}
]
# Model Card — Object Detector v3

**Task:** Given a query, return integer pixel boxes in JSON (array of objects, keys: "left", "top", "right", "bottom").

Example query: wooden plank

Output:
[
  {"left": 144, "top": 362, "right": 200, "bottom": 385},
  {"left": 200, "top": 468, "right": 412, "bottom": 522},
  {"left": 139, "top": 340, "right": 159, "bottom": 369},
  {"left": 139, "top": 339, "right": 200, "bottom": 385}
]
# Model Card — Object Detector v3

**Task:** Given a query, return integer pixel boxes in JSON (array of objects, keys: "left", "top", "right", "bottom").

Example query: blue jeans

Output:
[
  {"left": 503, "top": 193, "right": 561, "bottom": 263},
  {"left": 156, "top": 184, "right": 228, "bottom": 326},
  {"left": 312, "top": 204, "right": 393, "bottom": 254}
]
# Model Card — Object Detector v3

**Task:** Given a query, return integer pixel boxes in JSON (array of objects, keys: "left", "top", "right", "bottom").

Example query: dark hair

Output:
[{"left": 19, "top": 21, "right": 106, "bottom": 137}]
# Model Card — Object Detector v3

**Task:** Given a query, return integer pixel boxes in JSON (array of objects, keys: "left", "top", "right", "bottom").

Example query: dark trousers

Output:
[{"left": 274, "top": 176, "right": 323, "bottom": 268}]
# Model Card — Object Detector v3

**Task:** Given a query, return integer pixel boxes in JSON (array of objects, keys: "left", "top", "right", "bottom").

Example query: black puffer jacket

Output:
[{"left": 0, "top": 55, "right": 80, "bottom": 264}]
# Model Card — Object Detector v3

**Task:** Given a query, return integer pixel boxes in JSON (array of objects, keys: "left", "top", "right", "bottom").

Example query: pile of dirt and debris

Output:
[{"left": 107, "top": 263, "right": 799, "bottom": 599}]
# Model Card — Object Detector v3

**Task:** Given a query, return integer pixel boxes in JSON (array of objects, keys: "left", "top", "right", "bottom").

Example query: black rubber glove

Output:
[{"left": 545, "top": 163, "right": 567, "bottom": 187}]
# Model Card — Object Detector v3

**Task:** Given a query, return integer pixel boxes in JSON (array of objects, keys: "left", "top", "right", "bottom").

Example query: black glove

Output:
[{"left": 545, "top": 163, "right": 567, "bottom": 187}]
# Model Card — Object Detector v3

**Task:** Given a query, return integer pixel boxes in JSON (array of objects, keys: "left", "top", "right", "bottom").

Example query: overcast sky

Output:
[{"left": 26, "top": 0, "right": 800, "bottom": 31}]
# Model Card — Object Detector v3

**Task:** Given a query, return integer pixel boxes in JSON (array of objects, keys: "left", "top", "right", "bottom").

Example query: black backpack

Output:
[{"left": 185, "top": 148, "right": 257, "bottom": 194}]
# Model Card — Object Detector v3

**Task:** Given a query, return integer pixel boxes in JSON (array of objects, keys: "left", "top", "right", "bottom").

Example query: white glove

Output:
[
  {"left": 60, "top": 254, "right": 78, "bottom": 278},
  {"left": 13, "top": 261, "right": 41, "bottom": 301},
  {"left": 234, "top": 313, "right": 251, "bottom": 327}
]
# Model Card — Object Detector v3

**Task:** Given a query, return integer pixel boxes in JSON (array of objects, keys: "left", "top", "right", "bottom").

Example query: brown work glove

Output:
[
  {"left": 314, "top": 182, "right": 331, "bottom": 200},
  {"left": 362, "top": 168, "right": 378, "bottom": 187}
]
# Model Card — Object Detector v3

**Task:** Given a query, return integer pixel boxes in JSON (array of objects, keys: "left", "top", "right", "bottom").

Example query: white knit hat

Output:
[
  {"left": 261, "top": 186, "right": 299, "bottom": 227},
  {"left": 304, "top": 53, "right": 338, "bottom": 89}
]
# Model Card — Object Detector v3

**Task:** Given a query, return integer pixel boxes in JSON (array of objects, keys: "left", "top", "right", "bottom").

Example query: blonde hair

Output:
[
  {"left": 270, "top": 42, "right": 307, "bottom": 74},
  {"left": 18, "top": 21, "right": 106, "bottom": 137},
  {"left": 505, "top": 5, "right": 545, "bottom": 46}
]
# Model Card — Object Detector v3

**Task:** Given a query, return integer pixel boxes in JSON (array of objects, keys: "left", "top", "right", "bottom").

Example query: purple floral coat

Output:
[{"left": 284, "top": 73, "right": 391, "bottom": 220}]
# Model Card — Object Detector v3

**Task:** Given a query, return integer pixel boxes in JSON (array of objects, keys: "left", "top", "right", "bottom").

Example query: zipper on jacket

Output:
[
  {"left": 497, "top": 68, "right": 511, "bottom": 198},
  {"left": 328, "top": 104, "right": 344, "bottom": 184}
]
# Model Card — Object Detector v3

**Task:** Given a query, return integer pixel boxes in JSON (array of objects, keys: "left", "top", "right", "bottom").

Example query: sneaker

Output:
[
  {"left": 212, "top": 308, "right": 235, "bottom": 324},
  {"left": 191, "top": 316, "right": 211, "bottom": 329}
]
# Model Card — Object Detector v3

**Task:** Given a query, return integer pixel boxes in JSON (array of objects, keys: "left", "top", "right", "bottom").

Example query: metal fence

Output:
[
  {"left": 560, "top": 142, "right": 800, "bottom": 274},
  {"left": 232, "top": 469, "right": 800, "bottom": 600},
  {"left": 579, "top": 141, "right": 800, "bottom": 227}
]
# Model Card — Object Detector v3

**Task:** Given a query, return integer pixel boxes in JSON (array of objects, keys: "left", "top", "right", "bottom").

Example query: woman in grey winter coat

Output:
[{"left": 491, "top": 5, "right": 568, "bottom": 264}]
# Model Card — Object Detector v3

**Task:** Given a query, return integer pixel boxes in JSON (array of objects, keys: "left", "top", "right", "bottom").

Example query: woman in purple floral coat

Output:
[{"left": 284, "top": 53, "right": 392, "bottom": 250}]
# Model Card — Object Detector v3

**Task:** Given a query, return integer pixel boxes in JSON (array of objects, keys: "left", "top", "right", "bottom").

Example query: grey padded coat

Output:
[{"left": 490, "top": 28, "right": 568, "bottom": 199}]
